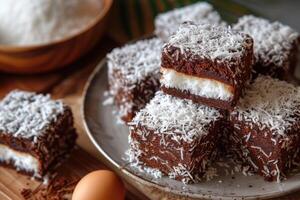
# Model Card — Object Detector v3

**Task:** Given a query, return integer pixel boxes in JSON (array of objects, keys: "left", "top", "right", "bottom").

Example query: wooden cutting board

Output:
[
  {"left": 0, "top": 148, "right": 106, "bottom": 200},
  {"left": 0, "top": 147, "right": 148, "bottom": 200}
]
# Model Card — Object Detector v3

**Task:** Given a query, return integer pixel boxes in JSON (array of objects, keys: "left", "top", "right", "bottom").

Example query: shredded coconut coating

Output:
[
  {"left": 106, "top": 38, "right": 163, "bottom": 122},
  {"left": 0, "top": 90, "right": 64, "bottom": 141},
  {"left": 130, "top": 91, "right": 221, "bottom": 142},
  {"left": 107, "top": 38, "right": 163, "bottom": 84},
  {"left": 232, "top": 76, "right": 300, "bottom": 135},
  {"left": 234, "top": 15, "right": 299, "bottom": 69},
  {"left": 155, "top": 2, "right": 225, "bottom": 41},
  {"left": 167, "top": 22, "right": 253, "bottom": 62}
]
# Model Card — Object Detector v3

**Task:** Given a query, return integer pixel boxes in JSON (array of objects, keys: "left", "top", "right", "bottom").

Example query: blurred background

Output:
[{"left": 108, "top": 0, "right": 300, "bottom": 43}]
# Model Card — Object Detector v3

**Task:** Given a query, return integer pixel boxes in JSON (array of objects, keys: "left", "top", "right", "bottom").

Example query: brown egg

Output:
[{"left": 72, "top": 170, "right": 126, "bottom": 200}]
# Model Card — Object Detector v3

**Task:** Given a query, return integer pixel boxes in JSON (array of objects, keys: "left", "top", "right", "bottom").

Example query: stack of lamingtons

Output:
[{"left": 106, "top": 2, "right": 300, "bottom": 184}]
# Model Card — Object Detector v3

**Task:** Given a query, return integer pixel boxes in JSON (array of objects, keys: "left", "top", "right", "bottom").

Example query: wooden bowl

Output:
[{"left": 0, "top": 0, "right": 113, "bottom": 74}]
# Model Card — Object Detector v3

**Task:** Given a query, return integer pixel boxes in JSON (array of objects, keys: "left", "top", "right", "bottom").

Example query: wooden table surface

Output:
[{"left": 0, "top": 36, "right": 300, "bottom": 200}]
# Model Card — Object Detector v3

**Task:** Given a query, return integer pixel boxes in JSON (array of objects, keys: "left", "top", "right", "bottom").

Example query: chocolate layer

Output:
[
  {"left": 227, "top": 116, "right": 300, "bottom": 181},
  {"left": 130, "top": 121, "right": 221, "bottom": 183},
  {"left": 110, "top": 72, "right": 159, "bottom": 122},
  {"left": 161, "top": 86, "right": 236, "bottom": 110}
]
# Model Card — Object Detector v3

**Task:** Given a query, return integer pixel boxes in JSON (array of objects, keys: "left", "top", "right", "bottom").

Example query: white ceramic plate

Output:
[{"left": 82, "top": 58, "right": 300, "bottom": 200}]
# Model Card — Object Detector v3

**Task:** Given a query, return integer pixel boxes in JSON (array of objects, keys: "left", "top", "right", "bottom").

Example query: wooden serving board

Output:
[
  {"left": 0, "top": 148, "right": 105, "bottom": 200},
  {"left": 0, "top": 147, "right": 147, "bottom": 200}
]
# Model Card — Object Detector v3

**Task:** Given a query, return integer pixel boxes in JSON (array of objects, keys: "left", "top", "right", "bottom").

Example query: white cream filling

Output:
[
  {"left": 161, "top": 68, "right": 234, "bottom": 101},
  {"left": 0, "top": 144, "right": 39, "bottom": 175}
]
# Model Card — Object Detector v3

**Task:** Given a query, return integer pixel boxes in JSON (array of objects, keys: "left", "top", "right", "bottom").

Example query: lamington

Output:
[
  {"left": 107, "top": 38, "right": 163, "bottom": 123},
  {"left": 160, "top": 22, "right": 254, "bottom": 110},
  {"left": 0, "top": 90, "right": 77, "bottom": 179},
  {"left": 128, "top": 91, "right": 223, "bottom": 183},
  {"left": 234, "top": 15, "right": 299, "bottom": 80},
  {"left": 155, "top": 2, "right": 225, "bottom": 41},
  {"left": 229, "top": 76, "right": 300, "bottom": 182}
]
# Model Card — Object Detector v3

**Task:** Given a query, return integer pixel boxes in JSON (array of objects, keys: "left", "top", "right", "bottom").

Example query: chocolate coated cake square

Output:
[
  {"left": 161, "top": 22, "right": 254, "bottom": 110},
  {"left": 234, "top": 15, "right": 299, "bottom": 80},
  {"left": 229, "top": 76, "right": 300, "bottom": 181},
  {"left": 128, "top": 91, "right": 223, "bottom": 183},
  {"left": 0, "top": 90, "right": 77, "bottom": 179},
  {"left": 107, "top": 38, "right": 163, "bottom": 123},
  {"left": 154, "top": 2, "right": 225, "bottom": 42}
]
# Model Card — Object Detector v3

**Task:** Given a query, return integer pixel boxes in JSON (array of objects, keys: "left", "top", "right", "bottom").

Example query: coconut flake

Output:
[{"left": 166, "top": 22, "right": 253, "bottom": 62}]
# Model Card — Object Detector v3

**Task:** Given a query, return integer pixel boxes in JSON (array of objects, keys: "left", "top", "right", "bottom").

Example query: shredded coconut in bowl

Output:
[{"left": 0, "top": 0, "right": 102, "bottom": 46}]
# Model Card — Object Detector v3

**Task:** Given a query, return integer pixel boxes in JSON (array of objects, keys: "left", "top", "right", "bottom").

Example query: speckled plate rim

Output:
[{"left": 81, "top": 58, "right": 300, "bottom": 200}]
